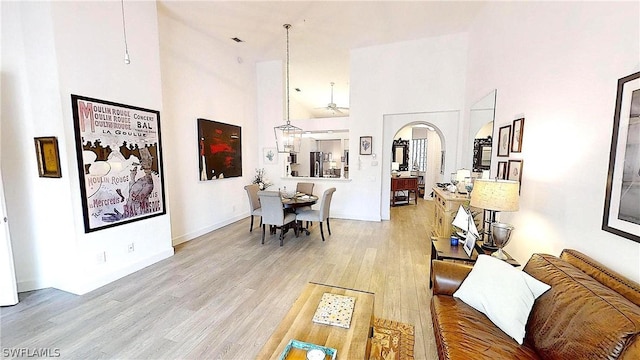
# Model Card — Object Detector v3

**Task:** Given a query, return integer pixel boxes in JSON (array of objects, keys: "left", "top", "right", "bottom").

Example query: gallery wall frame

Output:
[
  {"left": 263, "top": 147, "right": 277, "bottom": 164},
  {"left": 497, "top": 161, "right": 507, "bottom": 180},
  {"left": 71, "top": 94, "right": 166, "bottom": 233},
  {"left": 507, "top": 159, "right": 523, "bottom": 183},
  {"left": 511, "top": 118, "right": 525, "bottom": 153},
  {"left": 34, "top": 136, "right": 62, "bottom": 178},
  {"left": 197, "top": 118, "right": 242, "bottom": 181},
  {"left": 360, "top": 136, "right": 372, "bottom": 155},
  {"left": 497, "top": 125, "right": 511, "bottom": 157},
  {"left": 602, "top": 71, "right": 640, "bottom": 243}
]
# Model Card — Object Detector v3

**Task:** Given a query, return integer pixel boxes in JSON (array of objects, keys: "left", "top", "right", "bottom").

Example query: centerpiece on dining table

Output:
[{"left": 279, "top": 186, "right": 297, "bottom": 199}]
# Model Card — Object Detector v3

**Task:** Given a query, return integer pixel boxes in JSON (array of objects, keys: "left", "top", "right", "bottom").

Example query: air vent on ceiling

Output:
[{"left": 231, "top": 37, "right": 244, "bottom": 43}]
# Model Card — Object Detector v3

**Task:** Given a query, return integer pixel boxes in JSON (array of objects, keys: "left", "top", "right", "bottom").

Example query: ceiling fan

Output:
[{"left": 316, "top": 82, "right": 349, "bottom": 114}]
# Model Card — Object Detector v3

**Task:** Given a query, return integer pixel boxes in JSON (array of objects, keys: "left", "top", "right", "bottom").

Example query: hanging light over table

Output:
[
  {"left": 274, "top": 24, "right": 303, "bottom": 153},
  {"left": 121, "top": 0, "right": 131, "bottom": 64}
]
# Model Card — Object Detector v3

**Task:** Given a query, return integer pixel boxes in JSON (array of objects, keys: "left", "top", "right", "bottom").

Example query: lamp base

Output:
[
  {"left": 491, "top": 248, "right": 508, "bottom": 260},
  {"left": 481, "top": 243, "right": 498, "bottom": 251}
]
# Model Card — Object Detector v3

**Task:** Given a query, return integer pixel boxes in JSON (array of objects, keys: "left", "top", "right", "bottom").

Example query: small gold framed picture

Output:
[{"left": 34, "top": 136, "right": 61, "bottom": 178}]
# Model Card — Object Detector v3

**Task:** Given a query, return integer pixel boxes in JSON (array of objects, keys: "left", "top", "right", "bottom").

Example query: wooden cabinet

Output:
[
  {"left": 391, "top": 177, "right": 419, "bottom": 206},
  {"left": 431, "top": 187, "right": 477, "bottom": 238}
]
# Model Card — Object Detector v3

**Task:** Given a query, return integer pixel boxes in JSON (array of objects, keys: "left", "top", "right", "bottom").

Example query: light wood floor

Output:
[{"left": 1, "top": 199, "right": 438, "bottom": 359}]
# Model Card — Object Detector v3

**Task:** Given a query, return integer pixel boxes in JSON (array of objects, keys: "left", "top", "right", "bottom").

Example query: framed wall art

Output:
[
  {"left": 497, "top": 161, "right": 508, "bottom": 180},
  {"left": 497, "top": 125, "right": 511, "bottom": 157},
  {"left": 507, "top": 159, "right": 523, "bottom": 184},
  {"left": 263, "top": 147, "right": 277, "bottom": 165},
  {"left": 360, "top": 136, "right": 372, "bottom": 155},
  {"left": 198, "top": 118, "right": 242, "bottom": 181},
  {"left": 511, "top": 118, "right": 525, "bottom": 153},
  {"left": 71, "top": 94, "right": 166, "bottom": 233},
  {"left": 602, "top": 71, "right": 640, "bottom": 243},
  {"left": 34, "top": 136, "right": 61, "bottom": 178}
]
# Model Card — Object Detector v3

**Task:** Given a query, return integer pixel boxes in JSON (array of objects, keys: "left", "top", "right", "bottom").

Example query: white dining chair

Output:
[
  {"left": 244, "top": 184, "right": 262, "bottom": 232},
  {"left": 295, "top": 182, "right": 315, "bottom": 213},
  {"left": 258, "top": 190, "right": 298, "bottom": 246},
  {"left": 295, "top": 187, "right": 336, "bottom": 242}
]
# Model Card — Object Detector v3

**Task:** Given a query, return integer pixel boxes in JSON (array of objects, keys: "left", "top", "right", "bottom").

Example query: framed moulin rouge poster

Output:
[{"left": 71, "top": 95, "right": 166, "bottom": 233}]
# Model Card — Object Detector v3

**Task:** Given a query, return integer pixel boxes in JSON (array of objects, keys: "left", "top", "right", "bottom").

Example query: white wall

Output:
[
  {"left": 1, "top": 1, "right": 174, "bottom": 295},
  {"left": 157, "top": 5, "right": 258, "bottom": 245},
  {"left": 465, "top": 1, "right": 640, "bottom": 281},
  {"left": 2, "top": 1, "right": 60, "bottom": 292},
  {"left": 352, "top": 33, "right": 469, "bottom": 221}
]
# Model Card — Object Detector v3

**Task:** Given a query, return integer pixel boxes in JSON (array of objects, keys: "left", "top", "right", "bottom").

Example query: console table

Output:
[
  {"left": 257, "top": 282, "right": 375, "bottom": 359},
  {"left": 391, "top": 176, "right": 419, "bottom": 206},
  {"left": 431, "top": 187, "right": 480, "bottom": 238}
]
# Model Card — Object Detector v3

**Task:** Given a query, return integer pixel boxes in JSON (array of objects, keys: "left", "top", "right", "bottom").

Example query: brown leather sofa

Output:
[{"left": 430, "top": 249, "right": 640, "bottom": 359}]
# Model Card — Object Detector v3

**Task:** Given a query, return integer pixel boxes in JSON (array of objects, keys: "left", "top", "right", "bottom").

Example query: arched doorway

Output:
[
  {"left": 381, "top": 111, "right": 460, "bottom": 220},
  {"left": 390, "top": 122, "right": 442, "bottom": 204}
]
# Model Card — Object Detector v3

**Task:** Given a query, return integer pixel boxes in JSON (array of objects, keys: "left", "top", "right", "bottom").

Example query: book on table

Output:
[{"left": 312, "top": 293, "right": 356, "bottom": 329}]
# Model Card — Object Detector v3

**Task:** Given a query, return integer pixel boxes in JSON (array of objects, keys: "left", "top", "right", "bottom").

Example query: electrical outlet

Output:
[
  {"left": 96, "top": 251, "right": 106, "bottom": 264},
  {"left": 127, "top": 243, "right": 135, "bottom": 253}
]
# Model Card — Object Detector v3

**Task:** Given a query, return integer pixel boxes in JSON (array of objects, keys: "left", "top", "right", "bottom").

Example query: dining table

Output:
[
  {"left": 281, "top": 193, "right": 318, "bottom": 235},
  {"left": 281, "top": 193, "right": 318, "bottom": 209}
]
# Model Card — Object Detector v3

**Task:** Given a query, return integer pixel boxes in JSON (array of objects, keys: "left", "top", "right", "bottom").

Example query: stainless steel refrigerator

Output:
[{"left": 310, "top": 152, "right": 324, "bottom": 177}]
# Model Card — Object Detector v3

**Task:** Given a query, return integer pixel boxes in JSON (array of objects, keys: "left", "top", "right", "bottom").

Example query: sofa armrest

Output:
[{"left": 432, "top": 260, "right": 473, "bottom": 296}]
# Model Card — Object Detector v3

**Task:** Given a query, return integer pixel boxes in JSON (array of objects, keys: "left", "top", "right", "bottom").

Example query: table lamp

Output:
[
  {"left": 391, "top": 162, "right": 400, "bottom": 177},
  {"left": 469, "top": 179, "right": 520, "bottom": 251}
]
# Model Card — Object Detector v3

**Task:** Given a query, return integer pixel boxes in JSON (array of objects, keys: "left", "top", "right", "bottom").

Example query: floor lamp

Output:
[{"left": 469, "top": 179, "right": 520, "bottom": 250}]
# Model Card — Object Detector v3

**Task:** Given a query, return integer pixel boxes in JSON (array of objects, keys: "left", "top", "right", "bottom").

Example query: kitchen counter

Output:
[{"left": 280, "top": 176, "right": 351, "bottom": 182}]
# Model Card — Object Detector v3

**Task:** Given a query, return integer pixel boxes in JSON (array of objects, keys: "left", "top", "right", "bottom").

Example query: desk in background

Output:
[{"left": 390, "top": 176, "right": 418, "bottom": 206}]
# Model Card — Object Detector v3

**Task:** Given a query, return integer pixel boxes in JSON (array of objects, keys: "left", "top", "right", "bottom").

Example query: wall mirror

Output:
[
  {"left": 473, "top": 137, "right": 492, "bottom": 171},
  {"left": 392, "top": 138, "right": 410, "bottom": 171},
  {"left": 469, "top": 90, "right": 497, "bottom": 172}
]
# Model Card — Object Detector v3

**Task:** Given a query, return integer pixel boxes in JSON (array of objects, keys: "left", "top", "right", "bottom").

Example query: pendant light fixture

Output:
[
  {"left": 274, "top": 24, "right": 303, "bottom": 153},
  {"left": 121, "top": 0, "right": 131, "bottom": 64}
]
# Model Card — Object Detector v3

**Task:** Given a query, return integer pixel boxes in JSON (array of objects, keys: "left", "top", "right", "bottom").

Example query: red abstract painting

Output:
[{"left": 197, "top": 118, "right": 242, "bottom": 180}]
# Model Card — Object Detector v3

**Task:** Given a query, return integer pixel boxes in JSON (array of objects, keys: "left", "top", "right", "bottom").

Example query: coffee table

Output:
[
  {"left": 257, "top": 282, "right": 375, "bottom": 360},
  {"left": 429, "top": 236, "right": 520, "bottom": 288}
]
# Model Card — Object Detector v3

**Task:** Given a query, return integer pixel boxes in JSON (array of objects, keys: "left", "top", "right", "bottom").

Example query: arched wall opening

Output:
[{"left": 381, "top": 111, "right": 460, "bottom": 220}]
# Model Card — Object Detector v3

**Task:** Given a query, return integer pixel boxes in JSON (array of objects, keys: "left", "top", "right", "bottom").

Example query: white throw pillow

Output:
[{"left": 453, "top": 254, "right": 551, "bottom": 344}]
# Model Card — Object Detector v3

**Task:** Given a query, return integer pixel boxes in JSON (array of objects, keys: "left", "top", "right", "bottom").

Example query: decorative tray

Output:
[
  {"left": 278, "top": 339, "right": 337, "bottom": 360},
  {"left": 312, "top": 292, "right": 356, "bottom": 328}
]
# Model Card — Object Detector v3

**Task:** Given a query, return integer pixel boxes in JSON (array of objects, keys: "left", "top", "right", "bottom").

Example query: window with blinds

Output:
[{"left": 411, "top": 138, "right": 427, "bottom": 171}]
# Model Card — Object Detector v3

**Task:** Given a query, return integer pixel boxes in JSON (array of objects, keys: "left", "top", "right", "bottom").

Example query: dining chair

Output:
[
  {"left": 295, "top": 182, "right": 315, "bottom": 213},
  {"left": 295, "top": 187, "right": 336, "bottom": 242},
  {"left": 296, "top": 182, "right": 315, "bottom": 195},
  {"left": 257, "top": 190, "right": 298, "bottom": 246},
  {"left": 244, "top": 184, "right": 262, "bottom": 232}
]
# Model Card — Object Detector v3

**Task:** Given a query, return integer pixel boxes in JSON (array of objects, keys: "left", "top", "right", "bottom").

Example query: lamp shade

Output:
[
  {"left": 392, "top": 162, "right": 400, "bottom": 171},
  {"left": 274, "top": 123, "right": 302, "bottom": 153},
  {"left": 456, "top": 169, "right": 471, "bottom": 182},
  {"left": 470, "top": 179, "right": 520, "bottom": 212},
  {"left": 274, "top": 23, "right": 303, "bottom": 153}
]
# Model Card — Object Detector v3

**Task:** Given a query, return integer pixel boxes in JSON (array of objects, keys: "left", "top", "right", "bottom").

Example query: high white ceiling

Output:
[{"left": 158, "top": 1, "right": 486, "bottom": 118}]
